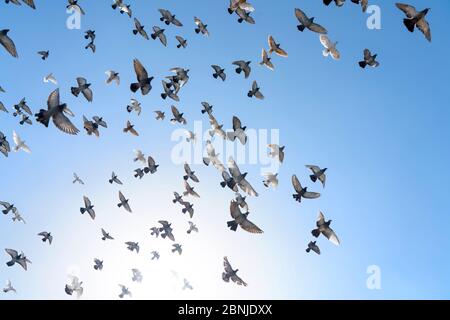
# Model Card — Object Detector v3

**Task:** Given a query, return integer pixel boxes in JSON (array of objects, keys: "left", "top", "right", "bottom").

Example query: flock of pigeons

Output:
[{"left": 1, "top": 0, "right": 432, "bottom": 298}]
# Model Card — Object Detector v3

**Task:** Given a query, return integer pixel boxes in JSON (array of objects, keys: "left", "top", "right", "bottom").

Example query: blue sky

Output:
[{"left": 1, "top": 0, "right": 449, "bottom": 299}]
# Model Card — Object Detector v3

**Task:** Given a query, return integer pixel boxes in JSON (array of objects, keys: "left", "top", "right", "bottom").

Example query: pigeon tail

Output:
[
  {"left": 220, "top": 181, "right": 227, "bottom": 188},
  {"left": 358, "top": 61, "right": 367, "bottom": 68},
  {"left": 35, "top": 110, "right": 50, "bottom": 127},
  {"left": 306, "top": 248, "right": 311, "bottom": 253},
  {"left": 133, "top": 30, "right": 138, "bottom": 35},
  {"left": 6, "top": 260, "right": 14, "bottom": 267},
  {"left": 80, "top": 208, "right": 86, "bottom": 214},
  {"left": 297, "top": 25, "right": 306, "bottom": 32},
  {"left": 311, "top": 228, "right": 320, "bottom": 238},
  {"left": 194, "top": 28, "right": 200, "bottom": 34},
  {"left": 71, "top": 87, "right": 80, "bottom": 96},
  {"left": 227, "top": 220, "right": 238, "bottom": 231},
  {"left": 310, "top": 174, "right": 318, "bottom": 182}
]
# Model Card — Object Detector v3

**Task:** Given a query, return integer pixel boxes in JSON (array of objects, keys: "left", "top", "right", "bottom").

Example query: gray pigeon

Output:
[
  {"left": 0, "top": 29, "right": 18, "bottom": 58},
  {"left": 150, "top": 227, "right": 160, "bottom": 238},
  {"left": 294, "top": 8, "right": 328, "bottom": 34},
  {"left": 170, "top": 105, "right": 187, "bottom": 125},
  {"left": 187, "top": 221, "right": 198, "bottom": 234},
  {"left": 359, "top": 49, "right": 380, "bottom": 68},
  {"left": 172, "top": 243, "right": 183, "bottom": 255},
  {"left": 132, "top": 268, "right": 143, "bottom": 282},
  {"left": 94, "top": 258, "right": 103, "bottom": 270},
  {"left": 117, "top": 191, "right": 132, "bottom": 213},
  {"left": 151, "top": 251, "right": 160, "bottom": 260},
  {"left": 292, "top": 175, "right": 320, "bottom": 203},
  {"left": 194, "top": 17, "right": 209, "bottom": 36},
  {"left": 228, "top": 157, "right": 258, "bottom": 196},
  {"left": 396, "top": 3, "right": 431, "bottom": 42},
  {"left": 351, "top": 0, "right": 369, "bottom": 12},
  {"left": 118, "top": 285, "right": 131, "bottom": 298},
  {"left": 227, "top": 116, "right": 247, "bottom": 145},
  {"left": 71, "top": 77, "right": 93, "bottom": 102},
  {"left": 151, "top": 26, "right": 167, "bottom": 46},
  {"left": 80, "top": 196, "right": 95, "bottom": 220},
  {"left": 227, "top": 200, "right": 263, "bottom": 233},
  {"left": 0, "top": 201, "right": 16, "bottom": 215},
  {"left": 175, "top": 35, "right": 187, "bottom": 48},
  {"left": 125, "top": 241, "right": 139, "bottom": 253},
  {"left": 159, "top": 9, "right": 183, "bottom": 26},
  {"left": 311, "top": 211, "right": 340, "bottom": 246},
  {"left": 232, "top": 60, "right": 251, "bottom": 78},
  {"left": 5, "top": 249, "right": 31, "bottom": 270},
  {"left": 101, "top": 228, "right": 114, "bottom": 241},
  {"left": 222, "top": 256, "right": 247, "bottom": 286},
  {"left": 37, "top": 50, "right": 49, "bottom": 60},
  {"left": 35, "top": 89, "right": 79, "bottom": 135},
  {"left": 144, "top": 156, "right": 159, "bottom": 174},
  {"left": 211, "top": 65, "right": 226, "bottom": 81},
  {"left": 305, "top": 165, "right": 327, "bottom": 187},
  {"left": 38, "top": 232, "right": 53, "bottom": 245},
  {"left": 130, "top": 58, "right": 153, "bottom": 95},
  {"left": 323, "top": 0, "right": 346, "bottom": 7},
  {"left": 306, "top": 241, "right": 321, "bottom": 255},
  {"left": 133, "top": 18, "right": 149, "bottom": 40},
  {"left": 0, "top": 132, "right": 11, "bottom": 157},
  {"left": 158, "top": 220, "right": 175, "bottom": 241},
  {"left": 247, "top": 80, "right": 264, "bottom": 99},
  {"left": 181, "top": 201, "right": 194, "bottom": 218},
  {"left": 109, "top": 172, "right": 123, "bottom": 185},
  {"left": 183, "top": 163, "right": 199, "bottom": 182}
]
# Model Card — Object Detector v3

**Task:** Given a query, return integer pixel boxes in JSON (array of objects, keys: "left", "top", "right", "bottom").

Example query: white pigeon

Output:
[
  {"left": 319, "top": 35, "right": 340, "bottom": 60},
  {"left": 133, "top": 149, "right": 146, "bottom": 164},
  {"left": 43, "top": 73, "right": 58, "bottom": 85},
  {"left": 13, "top": 131, "right": 31, "bottom": 153},
  {"left": 185, "top": 130, "right": 196, "bottom": 143},
  {"left": 12, "top": 210, "right": 26, "bottom": 224},
  {"left": 262, "top": 172, "right": 278, "bottom": 188},
  {"left": 3, "top": 280, "right": 16, "bottom": 293}
]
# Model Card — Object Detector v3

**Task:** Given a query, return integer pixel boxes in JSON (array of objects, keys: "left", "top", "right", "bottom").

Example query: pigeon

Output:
[
  {"left": 232, "top": 60, "right": 251, "bottom": 78},
  {"left": 320, "top": 35, "right": 340, "bottom": 60},
  {"left": 83, "top": 116, "right": 99, "bottom": 137},
  {"left": 150, "top": 227, "right": 160, "bottom": 238},
  {"left": 85, "top": 41, "right": 96, "bottom": 53},
  {"left": 12, "top": 131, "right": 31, "bottom": 153},
  {"left": 112, "top": 0, "right": 132, "bottom": 17},
  {"left": 11, "top": 211, "right": 26, "bottom": 224},
  {"left": 235, "top": 7, "right": 255, "bottom": 24},
  {"left": 351, "top": 0, "right": 369, "bottom": 12},
  {"left": 126, "top": 99, "right": 142, "bottom": 115},
  {"left": 132, "top": 269, "right": 143, "bottom": 282},
  {"left": 151, "top": 26, "right": 167, "bottom": 46},
  {"left": 211, "top": 65, "right": 226, "bottom": 81},
  {"left": 323, "top": 0, "right": 346, "bottom": 6},
  {"left": 38, "top": 50, "right": 49, "bottom": 60},
  {"left": 306, "top": 241, "right": 321, "bottom": 255},
  {"left": 144, "top": 156, "right": 159, "bottom": 174},
  {"left": 305, "top": 165, "right": 327, "bottom": 188},
  {"left": 151, "top": 251, "right": 160, "bottom": 260},
  {"left": 158, "top": 220, "right": 175, "bottom": 241},
  {"left": 73, "top": 173, "right": 84, "bottom": 185},
  {"left": 19, "top": 115, "right": 32, "bottom": 126},
  {"left": 396, "top": 3, "right": 431, "bottom": 42},
  {"left": 170, "top": 105, "right": 187, "bottom": 125},
  {"left": 123, "top": 121, "right": 139, "bottom": 136},
  {"left": 38, "top": 232, "right": 53, "bottom": 245},
  {"left": 92, "top": 116, "right": 107, "bottom": 128},
  {"left": 183, "top": 279, "right": 193, "bottom": 290},
  {"left": 228, "top": 0, "right": 254, "bottom": 14},
  {"left": 268, "top": 144, "right": 285, "bottom": 163},
  {"left": 0, "top": 29, "right": 18, "bottom": 58},
  {"left": 292, "top": 175, "right": 320, "bottom": 202},
  {"left": 294, "top": 8, "right": 328, "bottom": 34},
  {"left": 94, "top": 259, "right": 103, "bottom": 270},
  {"left": 0, "top": 102, "right": 8, "bottom": 113},
  {"left": 235, "top": 192, "right": 249, "bottom": 213},
  {"left": 154, "top": 110, "right": 165, "bottom": 120},
  {"left": 0, "top": 132, "right": 11, "bottom": 157},
  {"left": 158, "top": 9, "right": 183, "bottom": 27},
  {"left": 311, "top": 211, "right": 340, "bottom": 246},
  {"left": 268, "top": 35, "right": 288, "bottom": 57},
  {"left": 3, "top": 280, "right": 16, "bottom": 293},
  {"left": 65, "top": 276, "right": 83, "bottom": 298},
  {"left": 117, "top": 191, "right": 132, "bottom": 213},
  {"left": 201, "top": 102, "right": 213, "bottom": 115},
  {"left": 109, "top": 172, "right": 123, "bottom": 185},
  {"left": 0, "top": 201, "right": 16, "bottom": 215},
  {"left": 203, "top": 140, "right": 226, "bottom": 172},
  {"left": 6, "top": 0, "right": 36, "bottom": 9},
  {"left": 175, "top": 35, "right": 187, "bottom": 48},
  {"left": 118, "top": 285, "right": 131, "bottom": 298},
  {"left": 105, "top": 70, "right": 120, "bottom": 85},
  {"left": 101, "top": 228, "right": 114, "bottom": 241},
  {"left": 172, "top": 244, "right": 183, "bottom": 255},
  {"left": 161, "top": 80, "right": 180, "bottom": 101},
  {"left": 222, "top": 256, "right": 247, "bottom": 286},
  {"left": 220, "top": 171, "right": 238, "bottom": 192},
  {"left": 227, "top": 200, "right": 262, "bottom": 233},
  {"left": 181, "top": 201, "right": 194, "bottom": 218},
  {"left": 173, "top": 192, "right": 184, "bottom": 204},
  {"left": 183, "top": 181, "right": 200, "bottom": 198},
  {"left": 13, "top": 98, "right": 32, "bottom": 116},
  {"left": 359, "top": 49, "right": 380, "bottom": 68},
  {"left": 185, "top": 131, "right": 196, "bottom": 143},
  {"left": 80, "top": 196, "right": 95, "bottom": 220},
  {"left": 194, "top": 17, "right": 209, "bottom": 36},
  {"left": 133, "top": 149, "right": 146, "bottom": 164},
  {"left": 67, "top": 0, "right": 85, "bottom": 15},
  {"left": 130, "top": 58, "right": 153, "bottom": 95},
  {"left": 134, "top": 168, "right": 145, "bottom": 179},
  {"left": 71, "top": 77, "right": 93, "bottom": 102},
  {"left": 208, "top": 114, "right": 227, "bottom": 140},
  {"left": 247, "top": 80, "right": 264, "bottom": 99},
  {"left": 0, "top": 86, "right": 4, "bottom": 93},
  {"left": 125, "top": 241, "right": 139, "bottom": 253},
  {"left": 132, "top": 18, "right": 149, "bottom": 40},
  {"left": 227, "top": 116, "right": 247, "bottom": 145},
  {"left": 43, "top": 73, "right": 58, "bottom": 85},
  {"left": 259, "top": 49, "right": 274, "bottom": 70},
  {"left": 262, "top": 172, "right": 278, "bottom": 188},
  {"left": 5, "top": 249, "right": 31, "bottom": 270},
  {"left": 36, "top": 89, "right": 79, "bottom": 135},
  {"left": 84, "top": 30, "right": 95, "bottom": 41},
  {"left": 183, "top": 163, "right": 200, "bottom": 182},
  {"left": 187, "top": 221, "right": 198, "bottom": 234},
  {"left": 169, "top": 67, "right": 190, "bottom": 87}
]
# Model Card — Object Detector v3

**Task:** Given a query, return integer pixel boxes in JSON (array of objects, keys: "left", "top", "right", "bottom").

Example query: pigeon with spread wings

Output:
[
  {"left": 222, "top": 256, "right": 247, "bottom": 286},
  {"left": 311, "top": 211, "right": 340, "bottom": 246},
  {"left": 0, "top": 29, "right": 18, "bottom": 58},
  {"left": 228, "top": 157, "right": 258, "bottom": 197},
  {"left": 294, "top": 8, "right": 328, "bottom": 34},
  {"left": 118, "top": 191, "right": 132, "bottom": 213},
  {"left": 130, "top": 58, "right": 153, "bottom": 95},
  {"left": 227, "top": 200, "right": 262, "bottom": 233},
  {"left": 292, "top": 175, "right": 320, "bottom": 203},
  {"left": 396, "top": 3, "right": 431, "bottom": 42}
]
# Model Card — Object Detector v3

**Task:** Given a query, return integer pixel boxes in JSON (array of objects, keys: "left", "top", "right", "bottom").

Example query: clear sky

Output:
[{"left": 1, "top": 0, "right": 449, "bottom": 300}]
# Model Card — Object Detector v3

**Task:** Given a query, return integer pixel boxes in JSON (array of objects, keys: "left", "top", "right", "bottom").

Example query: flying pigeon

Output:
[
  {"left": 125, "top": 241, "right": 139, "bottom": 253},
  {"left": 268, "top": 35, "right": 288, "bottom": 57},
  {"left": 187, "top": 221, "right": 198, "bottom": 234},
  {"left": 12, "top": 131, "right": 31, "bottom": 153},
  {"left": 80, "top": 196, "right": 95, "bottom": 220},
  {"left": 292, "top": 175, "right": 320, "bottom": 203},
  {"left": 232, "top": 60, "right": 251, "bottom": 78},
  {"left": 268, "top": 144, "right": 285, "bottom": 163},
  {"left": 132, "top": 269, "right": 143, "bottom": 282},
  {"left": 211, "top": 65, "right": 226, "bottom": 81},
  {"left": 101, "top": 228, "right": 114, "bottom": 241},
  {"left": 65, "top": 275, "right": 83, "bottom": 298},
  {"left": 151, "top": 26, "right": 167, "bottom": 46},
  {"left": 194, "top": 17, "right": 209, "bottom": 36},
  {"left": 133, "top": 18, "right": 149, "bottom": 40},
  {"left": 73, "top": 173, "right": 84, "bottom": 185},
  {"left": 247, "top": 80, "right": 264, "bottom": 99},
  {"left": 71, "top": 77, "right": 93, "bottom": 102},
  {"left": 118, "top": 191, "right": 132, "bottom": 213},
  {"left": 94, "top": 258, "right": 103, "bottom": 270},
  {"left": 262, "top": 172, "right": 278, "bottom": 188},
  {"left": 3, "top": 280, "right": 16, "bottom": 293},
  {"left": 109, "top": 172, "right": 123, "bottom": 185},
  {"left": 130, "top": 58, "right": 153, "bottom": 95},
  {"left": 227, "top": 200, "right": 262, "bottom": 233},
  {"left": 183, "top": 163, "right": 200, "bottom": 182},
  {"left": 5, "top": 249, "right": 31, "bottom": 270},
  {"left": 259, "top": 49, "right": 274, "bottom": 70},
  {"left": 294, "top": 8, "right": 328, "bottom": 34},
  {"left": 172, "top": 243, "right": 182, "bottom": 255},
  {"left": 306, "top": 241, "right": 321, "bottom": 255},
  {"left": 0, "top": 29, "right": 18, "bottom": 58},
  {"left": 311, "top": 211, "right": 340, "bottom": 246},
  {"left": 105, "top": 70, "right": 120, "bottom": 85},
  {"left": 158, "top": 220, "right": 175, "bottom": 241},
  {"left": 123, "top": 121, "right": 139, "bottom": 136},
  {"left": 320, "top": 35, "right": 340, "bottom": 60},
  {"left": 175, "top": 35, "right": 187, "bottom": 48},
  {"left": 396, "top": 3, "right": 431, "bottom": 41},
  {"left": 144, "top": 156, "right": 159, "bottom": 174},
  {"left": 38, "top": 232, "right": 53, "bottom": 245},
  {"left": 305, "top": 165, "right": 327, "bottom": 188},
  {"left": 222, "top": 256, "right": 247, "bottom": 286}
]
